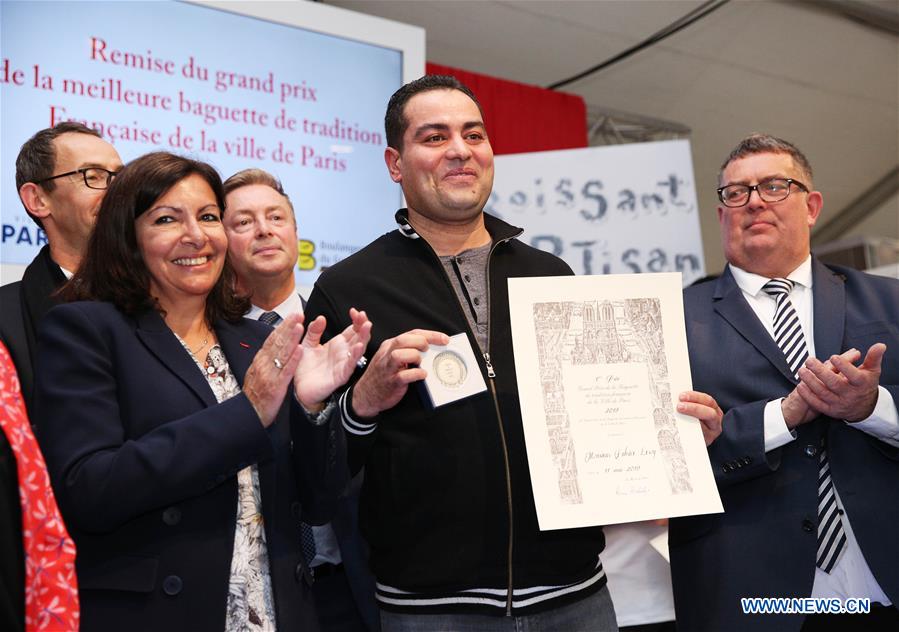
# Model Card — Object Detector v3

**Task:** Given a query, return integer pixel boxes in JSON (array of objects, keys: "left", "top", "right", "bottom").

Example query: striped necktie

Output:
[
  {"left": 762, "top": 278, "right": 846, "bottom": 573},
  {"left": 258, "top": 311, "right": 280, "bottom": 327},
  {"left": 762, "top": 278, "right": 808, "bottom": 378}
]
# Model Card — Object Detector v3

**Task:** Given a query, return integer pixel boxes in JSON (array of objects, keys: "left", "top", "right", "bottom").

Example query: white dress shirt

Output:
[
  {"left": 246, "top": 292, "right": 304, "bottom": 324},
  {"left": 728, "top": 256, "right": 897, "bottom": 602}
]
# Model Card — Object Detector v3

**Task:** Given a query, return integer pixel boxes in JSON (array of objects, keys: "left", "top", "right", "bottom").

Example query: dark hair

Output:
[
  {"left": 63, "top": 152, "right": 250, "bottom": 323},
  {"left": 15, "top": 122, "right": 103, "bottom": 228},
  {"left": 719, "top": 133, "right": 814, "bottom": 186},
  {"left": 384, "top": 75, "right": 483, "bottom": 150},
  {"left": 223, "top": 168, "right": 295, "bottom": 217}
]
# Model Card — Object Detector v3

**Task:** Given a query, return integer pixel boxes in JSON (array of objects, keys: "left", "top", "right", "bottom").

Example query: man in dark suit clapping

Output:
[{"left": 670, "top": 134, "right": 899, "bottom": 632}]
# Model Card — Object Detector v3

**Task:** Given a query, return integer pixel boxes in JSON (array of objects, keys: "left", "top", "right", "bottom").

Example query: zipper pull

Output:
[{"left": 483, "top": 352, "right": 496, "bottom": 378}]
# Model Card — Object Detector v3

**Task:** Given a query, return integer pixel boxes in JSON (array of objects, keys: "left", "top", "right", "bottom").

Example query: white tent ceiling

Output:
[{"left": 327, "top": 0, "right": 899, "bottom": 273}]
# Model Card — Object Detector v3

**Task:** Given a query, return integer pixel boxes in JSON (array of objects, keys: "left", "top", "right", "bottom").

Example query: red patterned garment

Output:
[{"left": 0, "top": 342, "right": 79, "bottom": 631}]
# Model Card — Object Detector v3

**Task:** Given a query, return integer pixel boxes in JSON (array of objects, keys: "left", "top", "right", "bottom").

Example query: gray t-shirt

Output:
[{"left": 439, "top": 242, "right": 491, "bottom": 353}]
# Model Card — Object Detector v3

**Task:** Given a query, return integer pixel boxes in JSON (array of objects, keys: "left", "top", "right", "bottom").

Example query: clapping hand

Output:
[
  {"left": 244, "top": 313, "right": 306, "bottom": 427},
  {"left": 797, "top": 343, "right": 886, "bottom": 422},
  {"left": 294, "top": 308, "right": 373, "bottom": 411}
]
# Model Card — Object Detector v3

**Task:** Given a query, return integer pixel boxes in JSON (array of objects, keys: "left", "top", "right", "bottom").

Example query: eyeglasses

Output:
[
  {"left": 717, "top": 177, "right": 808, "bottom": 208},
  {"left": 35, "top": 167, "right": 120, "bottom": 190}
]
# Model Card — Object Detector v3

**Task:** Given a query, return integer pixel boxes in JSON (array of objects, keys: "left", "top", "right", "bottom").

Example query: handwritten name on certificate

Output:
[{"left": 508, "top": 273, "right": 722, "bottom": 530}]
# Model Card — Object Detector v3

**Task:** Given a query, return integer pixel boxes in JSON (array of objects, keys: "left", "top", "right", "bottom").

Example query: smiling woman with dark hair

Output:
[
  {"left": 35, "top": 152, "right": 371, "bottom": 632},
  {"left": 62, "top": 152, "right": 247, "bottom": 323}
]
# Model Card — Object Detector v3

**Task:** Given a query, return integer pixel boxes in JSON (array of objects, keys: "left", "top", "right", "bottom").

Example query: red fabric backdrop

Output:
[{"left": 426, "top": 62, "right": 587, "bottom": 156}]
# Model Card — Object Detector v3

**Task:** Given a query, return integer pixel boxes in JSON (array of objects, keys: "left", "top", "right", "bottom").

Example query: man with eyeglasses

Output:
[
  {"left": 670, "top": 134, "right": 899, "bottom": 631},
  {"left": 0, "top": 122, "right": 122, "bottom": 418}
]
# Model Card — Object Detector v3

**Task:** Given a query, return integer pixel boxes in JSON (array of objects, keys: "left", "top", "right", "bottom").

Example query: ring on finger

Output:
[{"left": 273, "top": 357, "right": 284, "bottom": 370}]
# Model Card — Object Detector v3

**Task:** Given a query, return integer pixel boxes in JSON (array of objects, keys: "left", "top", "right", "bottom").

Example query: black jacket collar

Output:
[{"left": 393, "top": 209, "right": 524, "bottom": 244}]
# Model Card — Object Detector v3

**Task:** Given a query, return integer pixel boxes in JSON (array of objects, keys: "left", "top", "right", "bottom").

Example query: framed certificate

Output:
[{"left": 508, "top": 273, "right": 722, "bottom": 529}]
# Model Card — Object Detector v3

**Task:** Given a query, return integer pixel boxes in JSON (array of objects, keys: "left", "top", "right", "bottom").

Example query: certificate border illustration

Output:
[{"left": 509, "top": 273, "right": 723, "bottom": 530}]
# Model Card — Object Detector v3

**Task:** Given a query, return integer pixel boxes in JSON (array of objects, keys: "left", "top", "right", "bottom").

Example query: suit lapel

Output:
[
  {"left": 20, "top": 246, "right": 67, "bottom": 364},
  {"left": 135, "top": 310, "right": 217, "bottom": 408},
  {"left": 811, "top": 258, "right": 846, "bottom": 361},
  {"left": 712, "top": 267, "right": 799, "bottom": 383},
  {"left": 215, "top": 318, "right": 258, "bottom": 386}
]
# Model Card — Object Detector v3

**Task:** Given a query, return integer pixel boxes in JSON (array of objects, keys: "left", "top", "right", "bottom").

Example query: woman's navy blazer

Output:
[{"left": 35, "top": 302, "right": 345, "bottom": 631}]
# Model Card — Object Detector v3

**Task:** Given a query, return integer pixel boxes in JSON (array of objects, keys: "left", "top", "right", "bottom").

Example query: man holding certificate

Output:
[
  {"left": 670, "top": 134, "right": 899, "bottom": 631},
  {"left": 304, "top": 76, "right": 619, "bottom": 631}
]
